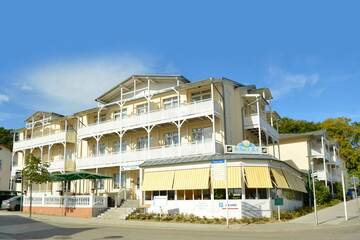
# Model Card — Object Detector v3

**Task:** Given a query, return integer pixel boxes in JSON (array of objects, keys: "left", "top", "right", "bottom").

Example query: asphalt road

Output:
[{"left": 0, "top": 211, "right": 359, "bottom": 240}]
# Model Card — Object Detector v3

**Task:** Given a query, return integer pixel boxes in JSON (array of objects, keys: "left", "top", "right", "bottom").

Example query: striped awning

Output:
[
  {"left": 271, "top": 168, "right": 289, "bottom": 189},
  {"left": 283, "top": 170, "right": 307, "bottom": 193},
  {"left": 141, "top": 171, "right": 175, "bottom": 191},
  {"left": 212, "top": 167, "right": 242, "bottom": 188},
  {"left": 244, "top": 166, "right": 273, "bottom": 188},
  {"left": 173, "top": 168, "right": 210, "bottom": 190}
]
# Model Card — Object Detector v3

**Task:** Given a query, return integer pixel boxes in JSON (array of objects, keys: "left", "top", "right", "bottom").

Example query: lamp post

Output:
[
  {"left": 341, "top": 170, "right": 348, "bottom": 221},
  {"left": 310, "top": 161, "right": 318, "bottom": 225}
]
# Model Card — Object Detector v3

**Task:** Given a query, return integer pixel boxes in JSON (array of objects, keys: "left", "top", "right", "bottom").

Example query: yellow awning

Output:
[
  {"left": 141, "top": 171, "right": 174, "bottom": 191},
  {"left": 244, "top": 166, "right": 273, "bottom": 188},
  {"left": 212, "top": 167, "right": 242, "bottom": 188},
  {"left": 173, "top": 168, "right": 209, "bottom": 190},
  {"left": 283, "top": 170, "right": 307, "bottom": 193},
  {"left": 271, "top": 168, "right": 289, "bottom": 189}
]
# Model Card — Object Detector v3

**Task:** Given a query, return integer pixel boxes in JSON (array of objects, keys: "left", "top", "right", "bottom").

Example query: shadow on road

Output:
[{"left": 0, "top": 215, "right": 94, "bottom": 240}]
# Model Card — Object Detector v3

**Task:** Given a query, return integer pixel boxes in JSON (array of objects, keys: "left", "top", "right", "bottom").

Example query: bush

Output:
[{"left": 315, "top": 181, "right": 331, "bottom": 205}]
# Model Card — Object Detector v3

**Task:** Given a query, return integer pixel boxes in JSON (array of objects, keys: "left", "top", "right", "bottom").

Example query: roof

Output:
[
  {"left": 140, "top": 153, "right": 304, "bottom": 175},
  {"left": 280, "top": 130, "right": 326, "bottom": 140},
  {"left": 25, "top": 111, "right": 64, "bottom": 122},
  {"left": 96, "top": 74, "right": 190, "bottom": 103}
]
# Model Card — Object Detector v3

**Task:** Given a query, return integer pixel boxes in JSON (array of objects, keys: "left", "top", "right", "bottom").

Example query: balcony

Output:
[
  {"left": 46, "top": 159, "right": 75, "bottom": 172},
  {"left": 310, "top": 146, "right": 332, "bottom": 161},
  {"left": 13, "top": 131, "right": 76, "bottom": 151},
  {"left": 78, "top": 100, "right": 220, "bottom": 139},
  {"left": 312, "top": 169, "right": 329, "bottom": 181},
  {"left": 77, "top": 141, "right": 222, "bottom": 169},
  {"left": 244, "top": 114, "right": 279, "bottom": 140}
]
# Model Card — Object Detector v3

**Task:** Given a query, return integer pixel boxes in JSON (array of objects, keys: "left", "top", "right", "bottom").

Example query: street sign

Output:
[{"left": 274, "top": 198, "right": 284, "bottom": 206}]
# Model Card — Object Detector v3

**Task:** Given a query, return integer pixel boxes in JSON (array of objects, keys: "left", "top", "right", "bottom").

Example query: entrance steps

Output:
[{"left": 97, "top": 200, "right": 140, "bottom": 220}]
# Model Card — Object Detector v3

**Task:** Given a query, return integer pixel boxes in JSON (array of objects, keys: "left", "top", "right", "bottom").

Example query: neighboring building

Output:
[
  {"left": 279, "top": 130, "right": 345, "bottom": 195},
  {"left": 11, "top": 74, "right": 307, "bottom": 218},
  {"left": 0, "top": 144, "right": 12, "bottom": 190}
]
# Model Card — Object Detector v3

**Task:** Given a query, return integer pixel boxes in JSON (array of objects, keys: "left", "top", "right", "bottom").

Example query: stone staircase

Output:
[{"left": 97, "top": 200, "right": 140, "bottom": 220}]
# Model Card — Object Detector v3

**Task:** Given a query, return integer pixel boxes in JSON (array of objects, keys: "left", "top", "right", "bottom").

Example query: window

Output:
[
  {"left": 258, "top": 189, "right": 268, "bottom": 199},
  {"left": 160, "top": 191, "right": 167, "bottom": 196},
  {"left": 99, "top": 144, "right": 106, "bottom": 155},
  {"left": 202, "top": 189, "right": 211, "bottom": 200},
  {"left": 194, "top": 190, "right": 202, "bottom": 200},
  {"left": 113, "top": 140, "right": 127, "bottom": 153},
  {"left": 177, "top": 190, "right": 185, "bottom": 200},
  {"left": 145, "top": 191, "right": 152, "bottom": 200},
  {"left": 245, "top": 188, "right": 256, "bottom": 199},
  {"left": 113, "top": 108, "right": 128, "bottom": 120},
  {"left": 113, "top": 174, "right": 120, "bottom": 189},
  {"left": 163, "top": 97, "right": 178, "bottom": 109},
  {"left": 137, "top": 136, "right": 148, "bottom": 150},
  {"left": 164, "top": 132, "right": 179, "bottom": 146},
  {"left": 185, "top": 190, "right": 193, "bottom": 200},
  {"left": 192, "top": 127, "right": 212, "bottom": 143},
  {"left": 153, "top": 191, "right": 160, "bottom": 197},
  {"left": 94, "top": 114, "right": 106, "bottom": 123},
  {"left": 191, "top": 89, "right": 211, "bottom": 102},
  {"left": 214, "top": 189, "right": 226, "bottom": 200},
  {"left": 229, "top": 188, "right": 242, "bottom": 199},
  {"left": 136, "top": 104, "right": 148, "bottom": 115},
  {"left": 97, "top": 179, "right": 105, "bottom": 189},
  {"left": 167, "top": 191, "right": 175, "bottom": 200}
]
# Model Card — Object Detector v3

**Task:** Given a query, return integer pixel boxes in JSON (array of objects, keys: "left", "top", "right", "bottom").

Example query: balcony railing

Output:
[
  {"left": 23, "top": 195, "right": 108, "bottom": 209},
  {"left": 77, "top": 140, "right": 222, "bottom": 169},
  {"left": 310, "top": 146, "right": 332, "bottom": 161},
  {"left": 78, "top": 99, "right": 220, "bottom": 139},
  {"left": 13, "top": 131, "right": 76, "bottom": 151},
  {"left": 46, "top": 158, "right": 75, "bottom": 172},
  {"left": 244, "top": 114, "right": 279, "bottom": 140}
]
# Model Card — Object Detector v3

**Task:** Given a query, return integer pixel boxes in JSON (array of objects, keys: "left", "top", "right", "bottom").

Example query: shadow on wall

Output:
[
  {"left": 0, "top": 215, "right": 94, "bottom": 240},
  {"left": 241, "top": 202, "right": 262, "bottom": 218}
]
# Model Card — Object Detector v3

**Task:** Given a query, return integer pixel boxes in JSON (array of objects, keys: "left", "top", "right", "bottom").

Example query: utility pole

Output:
[{"left": 341, "top": 170, "right": 348, "bottom": 221}]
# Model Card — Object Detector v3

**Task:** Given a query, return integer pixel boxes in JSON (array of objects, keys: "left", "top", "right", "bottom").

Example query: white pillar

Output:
[
  {"left": 256, "top": 97, "right": 262, "bottom": 147},
  {"left": 211, "top": 82, "right": 216, "bottom": 152},
  {"left": 321, "top": 137, "right": 328, "bottom": 187}
]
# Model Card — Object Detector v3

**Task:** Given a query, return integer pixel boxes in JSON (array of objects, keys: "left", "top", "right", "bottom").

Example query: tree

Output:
[
  {"left": 0, "top": 127, "right": 13, "bottom": 150},
  {"left": 22, "top": 154, "right": 50, "bottom": 218},
  {"left": 278, "top": 117, "right": 321, "bottom": 134}
]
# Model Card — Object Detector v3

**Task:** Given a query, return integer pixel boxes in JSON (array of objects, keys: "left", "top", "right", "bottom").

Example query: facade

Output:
[
  {"left": 279, "top": 130, "right": 345, "bottom": 195},
  {"left": 11, "top": 74, "right": 307, "bottom": 218},
  {"left": 0, "top": 145, "right": 12, "bottom": 190}
]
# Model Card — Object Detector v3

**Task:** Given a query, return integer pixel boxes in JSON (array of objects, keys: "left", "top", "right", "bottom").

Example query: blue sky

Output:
[{"left": 0, "top": 1, "right": 359, "bottom": 129}]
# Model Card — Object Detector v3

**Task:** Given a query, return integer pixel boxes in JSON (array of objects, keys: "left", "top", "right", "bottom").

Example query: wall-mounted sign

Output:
[
  {"left": 225, "top": 140, "right": 267, "bottom": 154},
  {"left": 211, "top": 160, "right": 226, "bottom": 181}
]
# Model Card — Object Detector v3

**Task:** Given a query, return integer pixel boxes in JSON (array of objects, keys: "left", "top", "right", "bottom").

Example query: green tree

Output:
[
  {"left": 315, "top": 181, "right": 331, "bottom": 205},
  {"left": 278, "top": 117, "right": 321, "bottom": 134},
  {"left": 22, "top": 154, "right": 50, "bottom": 218},
  {"left": 0, "top": 127, "right": 13, "bottom": 149},
  {"left": 321, "top": 118, "right": 360, "bottom": 177}
]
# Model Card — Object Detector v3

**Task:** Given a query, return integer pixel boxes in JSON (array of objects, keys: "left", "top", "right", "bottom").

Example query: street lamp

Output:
[{"left": 310, "top": 160, "right": 318, "bottom": 225}]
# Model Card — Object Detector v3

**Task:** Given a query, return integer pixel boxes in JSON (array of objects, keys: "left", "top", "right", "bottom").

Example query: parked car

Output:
[
  {"left": 0, "top": 191, "right": 20, "bottom": 207},
  {"left": 1, "top": 196, "right": 22, "bottom": 211}
]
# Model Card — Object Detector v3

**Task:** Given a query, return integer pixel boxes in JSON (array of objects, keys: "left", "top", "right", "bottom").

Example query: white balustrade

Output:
[
  {"left": 23, "top": 195, "right": 107, "bottom": 208},
  {"left": 78, "top": 100, "right": 217, "bottom": 139},
  {"left": 77, "top": 141, "right": 218, "bottom": 169},
  {"left": 13, "top": 131, "right": 76, "bottom": 151},
  {"left": 244, "top": 114, "right": 279, "bottom": 140}
]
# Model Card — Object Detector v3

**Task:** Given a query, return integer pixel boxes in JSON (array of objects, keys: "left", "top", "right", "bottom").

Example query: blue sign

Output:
[{"left": 211, "top": 159, "right": 225, "bottom": 164}]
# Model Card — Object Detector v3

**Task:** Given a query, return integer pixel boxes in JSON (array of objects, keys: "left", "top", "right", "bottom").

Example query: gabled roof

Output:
[
  {"left": 25, "top": 111, "right": 64, "bottom": 122},
  {"left": 248, "top": 87, "right": 273, "bottom": 100},
  {"left": 280, "top": 130, "right": 326, "bottom": 140},
  {"left": 96, "top": 74, "right": 190, "bottom": 104}
]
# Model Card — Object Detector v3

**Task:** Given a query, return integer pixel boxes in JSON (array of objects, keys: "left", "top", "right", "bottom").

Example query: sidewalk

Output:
[
  {"left": 1, "top": 208, "right": 359, "bottom": 233},
  {"left": 290, "top": 198, "right": 360, "bottom": 225}
]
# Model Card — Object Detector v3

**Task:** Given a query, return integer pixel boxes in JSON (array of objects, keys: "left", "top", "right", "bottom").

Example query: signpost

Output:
[
  {"left": 310, "top": 161, "right": 318, "bottom": 225},
  {"left": 211, "top": 159, "right": 229, "bottom": 228}
]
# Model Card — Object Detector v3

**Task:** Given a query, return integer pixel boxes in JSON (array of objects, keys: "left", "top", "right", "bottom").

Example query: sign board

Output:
[
  {"left": 225, "top": 140, "right": 266, "bottom": 155},
  {"left": 153, "top": 196, "right": 167, "bottom": 208},
  {"left": 274, "top": 198, "right": 284, "bottom": 206},
  {"left": 211, "top": 160, "right": 226, "bottom": 181},
  {"left": 351, "top": 176, "right": 359, "bottom": 183}
]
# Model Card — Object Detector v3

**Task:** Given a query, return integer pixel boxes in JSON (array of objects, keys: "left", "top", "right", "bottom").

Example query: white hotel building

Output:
[{"left": 11, "top": 75, "right": 307, "bottom": 218}]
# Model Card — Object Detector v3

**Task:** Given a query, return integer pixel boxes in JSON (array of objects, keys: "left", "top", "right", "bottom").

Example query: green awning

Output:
[{"left": 50, "top": 171, "right": 112, "bottom": 182}]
